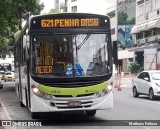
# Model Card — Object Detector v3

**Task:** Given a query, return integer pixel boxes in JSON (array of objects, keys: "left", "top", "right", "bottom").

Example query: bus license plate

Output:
[{"left": 67, "top": 101, "right": 81, "bottom": 107}]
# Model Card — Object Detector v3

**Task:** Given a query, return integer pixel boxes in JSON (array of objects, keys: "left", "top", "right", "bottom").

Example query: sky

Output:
[
  {"left": 40, "top": 0, "right": 55, "bottom": 14},
  {"left": 40, "top": 0, "right": 116, "bottom": 14},
  {"left": 22, "top": 0, "right": 116, "bottom": 27}
]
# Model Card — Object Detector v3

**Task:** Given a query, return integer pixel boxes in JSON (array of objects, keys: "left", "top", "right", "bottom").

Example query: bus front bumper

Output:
[{"left": 31, "top": 91, "right": 113, "bottom": 112}]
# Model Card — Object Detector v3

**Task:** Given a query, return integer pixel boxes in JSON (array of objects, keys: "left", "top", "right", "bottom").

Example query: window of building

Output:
[
  {"left": 71, "top": 6, "right": 77, "bottom": 12},
  {"left": 136, "top": 32, "right": 143, "bottom": 39},
  {"left": 145, "top": 1, "right": 152, "bottom": 13},
  {"left": 154, "top": 0, "right": 160, "bottom": 10},
  {"left": 137, "top": 3, "right": 144, "bottom": 16},
  {"left": 153, "top": 28, "right": 160, "bottom": 35},
  {"left": 144, "top": 31, "right": 152, "bottom": 37}
]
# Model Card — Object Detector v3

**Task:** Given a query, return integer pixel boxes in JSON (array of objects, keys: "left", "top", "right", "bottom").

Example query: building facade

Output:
[
  {"left": 131, "top": 0, "right": 160, "bottom": 70},
  {"left": 118, "top": 0, "right": 136, "bottom": 20},
  {"left": 132, "top": 0, "right": 160, "bottom": 45}
]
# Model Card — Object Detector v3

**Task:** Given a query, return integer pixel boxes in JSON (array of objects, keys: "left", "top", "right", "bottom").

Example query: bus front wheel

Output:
[
  {"left": 85, "top": 110, "right": 96, "bottom": 117},
  {"left": 20, "top": 101, "right": 25, "bottom": 107}
]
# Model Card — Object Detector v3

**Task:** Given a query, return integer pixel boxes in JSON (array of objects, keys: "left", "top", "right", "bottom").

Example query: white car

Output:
[
  {"left": 1, "top": 72, "right": 15, "bottom": 82},
  {"left": 132, "top": 70, "right": 160, "bottom": 100}
]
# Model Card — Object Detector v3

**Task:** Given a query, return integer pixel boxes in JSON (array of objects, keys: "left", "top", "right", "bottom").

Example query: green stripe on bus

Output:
[{"left": 38, "top": 82, "right": 109, "bottom": 97}]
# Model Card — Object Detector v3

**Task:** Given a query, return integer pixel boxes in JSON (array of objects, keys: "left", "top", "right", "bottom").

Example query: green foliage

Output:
[
  {"left": 48, "top": 9, "right": 60, "bottom": 14},
  {"left": 0, "top": 0, "right": 44, "bottom": 57},
  {"left": 0, "top": 37, "right": 9, "bottom": 58},
  {"left": 118, "top": 11, "right": 135, "bottom": 25},
  {"left": 128, "top": 62, "right": 144, "bottom": 73},
  {"left": 107, "top": 11, "right": 115, "bottom": 19}
]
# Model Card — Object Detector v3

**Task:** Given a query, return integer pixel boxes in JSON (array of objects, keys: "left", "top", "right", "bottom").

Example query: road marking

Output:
[
  {"left": 0, "top": 99, "right": 12, "bottom": 120},
  {"left": 0, "top": 99, "right": 17, "bottom": 129}
]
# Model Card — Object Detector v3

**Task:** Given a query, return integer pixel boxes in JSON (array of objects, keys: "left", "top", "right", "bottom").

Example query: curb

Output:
[{"left": 0, "top": 99, "right": 14, "bottom": 129}]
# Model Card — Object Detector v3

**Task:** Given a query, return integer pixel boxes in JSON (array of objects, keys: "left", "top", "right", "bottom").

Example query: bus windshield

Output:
[{"left": 31, "top": 33, "right": 111, "bottom": 77}]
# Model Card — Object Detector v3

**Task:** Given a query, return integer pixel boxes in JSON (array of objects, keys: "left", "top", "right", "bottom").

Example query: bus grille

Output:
[
  {"left": 50, "top": 93, "right": 96, "bottom": 109},
  {"left": 42, "top": 81, "right": 102, "bottom": 88},
  {"left": 50, "top": 101, "right": 93, "bottom": 109}
]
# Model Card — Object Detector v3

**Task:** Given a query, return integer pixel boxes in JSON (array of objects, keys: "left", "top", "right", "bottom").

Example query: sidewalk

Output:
[
  {"left": 114, "top": 73, "right": 137, "bottom": 88},
  {"left": 0, "top": 99, "right": 12, "bottom": 129}
]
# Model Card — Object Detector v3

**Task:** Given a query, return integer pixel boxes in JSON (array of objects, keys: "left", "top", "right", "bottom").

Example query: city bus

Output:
[{"left": 14, "top": 13, "right": 118, "bottom": 119}]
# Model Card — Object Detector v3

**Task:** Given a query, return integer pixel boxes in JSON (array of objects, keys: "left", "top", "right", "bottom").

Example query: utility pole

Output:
[
  {"left": 116, "top": 0, "right": 118, "bottom": 44},
  {"left": 115, "top": 0, "right": 122, "bottom": 91}
]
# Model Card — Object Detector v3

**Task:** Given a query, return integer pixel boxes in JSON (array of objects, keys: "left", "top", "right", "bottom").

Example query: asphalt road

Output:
[{"left": 0, "top": 81, "right": 160, "bottom": 129}]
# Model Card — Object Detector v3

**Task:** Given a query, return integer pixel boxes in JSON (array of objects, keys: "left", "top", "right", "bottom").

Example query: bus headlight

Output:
[
  {"left": 31, "top": 84, "right": 52, "bottom": 100},
  {"left": 94, "top": 85, "right": 112, "bottom": 98}
]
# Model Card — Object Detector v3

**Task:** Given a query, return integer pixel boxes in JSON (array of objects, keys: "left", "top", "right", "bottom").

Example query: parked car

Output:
[
  {"left": 132, "top": 70, "right": 160, "bottom": 100},
  {"left": 0, "top": 81, "right": 3, "bottom": 89},
  {"left": 0, "top": 66, "right": 6, "bottom": 74},
  {"left": 1, "top": 72, "right": 15, "bottom": 82}
]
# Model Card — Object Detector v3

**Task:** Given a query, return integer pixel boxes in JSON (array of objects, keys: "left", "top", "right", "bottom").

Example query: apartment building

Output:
[
  {"left": 132, "top": 0, "right": 160, "bottom": 45},
  {"left": 118, "top": 0, "right": 136, "bottom": 20},
  {"left": 131, "top": 0, "right": 160, "bottom": 70}
]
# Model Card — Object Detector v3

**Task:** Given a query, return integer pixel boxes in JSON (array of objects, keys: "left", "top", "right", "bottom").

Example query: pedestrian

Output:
[{"left": 7, "top": 64, "right": 12, "bottom": 71}]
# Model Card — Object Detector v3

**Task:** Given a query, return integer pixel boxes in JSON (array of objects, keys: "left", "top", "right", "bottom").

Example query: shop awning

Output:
[
  {"left": 146, "top": 19, "right": 160, "bottom": 30},
  {"left": 131, "top": 25, "right": 139, "bottom": 34},
  {"left": 138, "top": 22, "right": 147, "bottom": 32},
  {"left": 131, "top": 23, "right": 147, "bottom": 34},
  {"left": 131, "top": 18, "right": 160, "bottom": 34}
]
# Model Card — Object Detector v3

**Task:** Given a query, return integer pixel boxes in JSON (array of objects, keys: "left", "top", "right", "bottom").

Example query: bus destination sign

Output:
[
  {"left": 40, "top": 18, "right": 99, "bottom": 28},
  {"left": 30, "top": 14, "right": 110, "bottom": 29}
]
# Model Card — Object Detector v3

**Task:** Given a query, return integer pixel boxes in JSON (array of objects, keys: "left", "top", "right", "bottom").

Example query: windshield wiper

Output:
[
  {"left": 50, "top": 32, "right": 65, "bottom": 49},
  {"left": 77, "top": 31, "right": 92, "bottom": 50}
]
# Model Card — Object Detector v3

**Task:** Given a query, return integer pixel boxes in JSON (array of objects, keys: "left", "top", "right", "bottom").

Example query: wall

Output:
[
  {"left": 118, "top": 25, "right": 135, "bottom": 47},
  {"left": 0, "top": 55, "right": 14, "bottom": 71}
]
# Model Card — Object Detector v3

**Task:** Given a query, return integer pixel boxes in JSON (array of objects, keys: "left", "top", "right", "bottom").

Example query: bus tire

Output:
[
  {"left": 85, "top": 110, "right": 96, "bottom": 117},
  {"left": 20, "top": 101, "right": 25, "bottom": 107},
  {"left": 31, "top": 112, "right": 39, "bottom": 119},
  {"left": 25, "top": 87, "right": 28, "bottom": 108}
]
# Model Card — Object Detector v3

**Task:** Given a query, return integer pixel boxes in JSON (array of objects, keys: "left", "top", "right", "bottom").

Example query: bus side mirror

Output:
[{"left": 113, "top": 41, "right": 118, "bottom": 68}]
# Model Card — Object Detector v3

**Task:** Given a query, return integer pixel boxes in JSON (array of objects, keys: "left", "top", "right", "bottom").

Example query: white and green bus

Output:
[{"left": 14, "top": 13, "right": 117, "bottom": 119}]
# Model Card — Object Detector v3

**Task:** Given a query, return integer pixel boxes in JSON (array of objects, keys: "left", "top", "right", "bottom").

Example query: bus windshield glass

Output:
[{"left": 31, "top": 33, "right": 111, "bottom": 77}]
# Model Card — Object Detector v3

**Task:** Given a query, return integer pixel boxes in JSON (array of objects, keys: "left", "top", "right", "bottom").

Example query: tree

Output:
[
  {"left": 107, "top": 11, "right": 115, "bottom": 19},
  {"left": 118, "top": 11, "right": 128, "bottom": 25},
  {"left": 0, "top": 0, "right": 44, "bottom": 57},
  {"left": 128, "top": 62, "right": 143, "bottom": 73},
  {"left": 48, "top": 9, "right": 60, "bottom": 14},
  {"left": 118, "top": 11, "right": 135, "bottom": 25}
]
